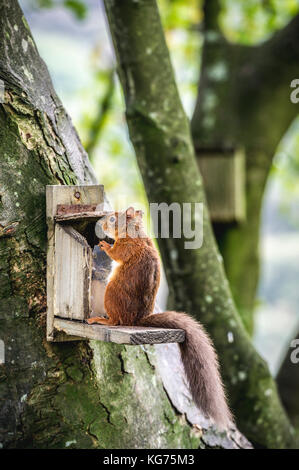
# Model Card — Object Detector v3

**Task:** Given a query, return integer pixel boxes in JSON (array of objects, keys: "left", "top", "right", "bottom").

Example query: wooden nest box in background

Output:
[
  {"left": 197, "top": 148, "right": 246, "bottom": 223},
  {"left": 46, "top": 185, "right": 185, "bottom": 345}
]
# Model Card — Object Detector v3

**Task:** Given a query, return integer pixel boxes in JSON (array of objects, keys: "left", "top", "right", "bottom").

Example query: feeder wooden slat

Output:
[{"left": 54, "top": 225, "right": 92, "bottom": 321}]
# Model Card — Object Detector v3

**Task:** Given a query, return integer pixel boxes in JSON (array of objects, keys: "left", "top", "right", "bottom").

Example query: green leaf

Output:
[
  {"left": 63, "top": 0, "right": 87, "bottom": 20},
  {"left": 36, "top": 0, "right": 54, "bottom": 8}
]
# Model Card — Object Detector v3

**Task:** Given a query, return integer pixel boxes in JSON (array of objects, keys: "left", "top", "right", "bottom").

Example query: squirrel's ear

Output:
[{"left": 126, "top": 207, "right": 135, "bottom": 218}]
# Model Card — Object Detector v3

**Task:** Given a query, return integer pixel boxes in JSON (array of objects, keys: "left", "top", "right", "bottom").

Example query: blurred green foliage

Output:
[
  {"left": 32, "top": 0, "right": 87, "bottom": 19},
  {"left": 220, "top": 0, "right": 299, "bottom": 44},
  {"left": 159, "top": 0, "right": 202, "bottom": 29}
]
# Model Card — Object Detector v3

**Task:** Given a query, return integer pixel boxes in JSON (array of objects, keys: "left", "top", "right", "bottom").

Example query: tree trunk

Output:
[
  {"left": 0, "top": 0, "right": 250, "bottom": 449},
  {"left": 191, "top": 0, "right": 299, "bottom": 333},
  {"left": 103, "top": 0, "right": 298, "bottom": 448}
]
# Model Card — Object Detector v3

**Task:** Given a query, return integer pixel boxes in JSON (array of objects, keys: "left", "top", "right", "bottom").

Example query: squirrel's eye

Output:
[{"left": 109, "top": 216, "right": 116, "bottom": 223}]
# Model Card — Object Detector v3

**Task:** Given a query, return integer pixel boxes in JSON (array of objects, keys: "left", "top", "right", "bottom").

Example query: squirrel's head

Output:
[{"left": 99, "top": 207, "right": 144, "bottom": 240}]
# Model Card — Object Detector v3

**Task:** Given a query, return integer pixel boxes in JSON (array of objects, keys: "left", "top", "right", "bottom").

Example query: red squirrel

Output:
[{"left": 87, "top": 207, "right": 233, "bottom": 429}]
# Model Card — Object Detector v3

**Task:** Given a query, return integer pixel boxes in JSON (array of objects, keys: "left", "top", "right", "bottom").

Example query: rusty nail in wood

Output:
[{"left": 74, "top": 191, "right": 81, "bottom": 199}]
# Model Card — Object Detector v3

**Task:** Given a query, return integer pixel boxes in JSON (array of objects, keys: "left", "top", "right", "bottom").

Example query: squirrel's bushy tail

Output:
[{"left": 139, "top": 311, "right": 233, "bottom": 430}]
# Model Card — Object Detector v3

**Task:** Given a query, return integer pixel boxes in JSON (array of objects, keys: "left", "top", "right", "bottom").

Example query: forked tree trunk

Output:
[
  {"left": 0, "top": 0, "right": 249, "bottom": 449},
  {"left": 103, "top": 0, "right": 298, "bottom": 448}
]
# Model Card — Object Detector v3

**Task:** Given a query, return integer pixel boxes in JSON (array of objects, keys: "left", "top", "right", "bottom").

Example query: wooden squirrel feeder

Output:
[{"left": 46, "top": 185, "right": 185, "bottom": 345}]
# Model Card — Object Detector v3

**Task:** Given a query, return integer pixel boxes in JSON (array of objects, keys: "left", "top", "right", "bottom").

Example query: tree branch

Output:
[
  {"left": 203, "top": 0, "right": 222, "bottom": 32},
  {"left": 192, "top": 10, "right": 299, "bottom": 155},
  {"left": 265, "top": 13, "right": 299, "bottom": 67}
]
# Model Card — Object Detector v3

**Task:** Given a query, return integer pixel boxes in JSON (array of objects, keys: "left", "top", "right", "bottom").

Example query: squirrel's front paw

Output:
[{"left": 99, "top": 240, "right": 111, "bottom": 251}]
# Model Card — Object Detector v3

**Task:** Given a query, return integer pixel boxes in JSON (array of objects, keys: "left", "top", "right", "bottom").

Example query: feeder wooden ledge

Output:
[{"left": 54, "top": 318, "right": 185, "bottom": 345}]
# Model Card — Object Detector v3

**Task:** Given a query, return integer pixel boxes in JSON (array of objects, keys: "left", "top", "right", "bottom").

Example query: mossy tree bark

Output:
[
  {"left": 0, "top": 0, "right": 248, "bottom": 449},
  {"left": 191, "top": 0, "right": 299, "bottom": 333},
  {"left": 103, "top": 0, "right": 298, "bottom": 448}
]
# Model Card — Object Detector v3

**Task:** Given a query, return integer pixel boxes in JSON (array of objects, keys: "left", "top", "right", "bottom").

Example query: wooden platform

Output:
[{"left": 53, "top": 318, "right": 185, "bottom": 345}]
